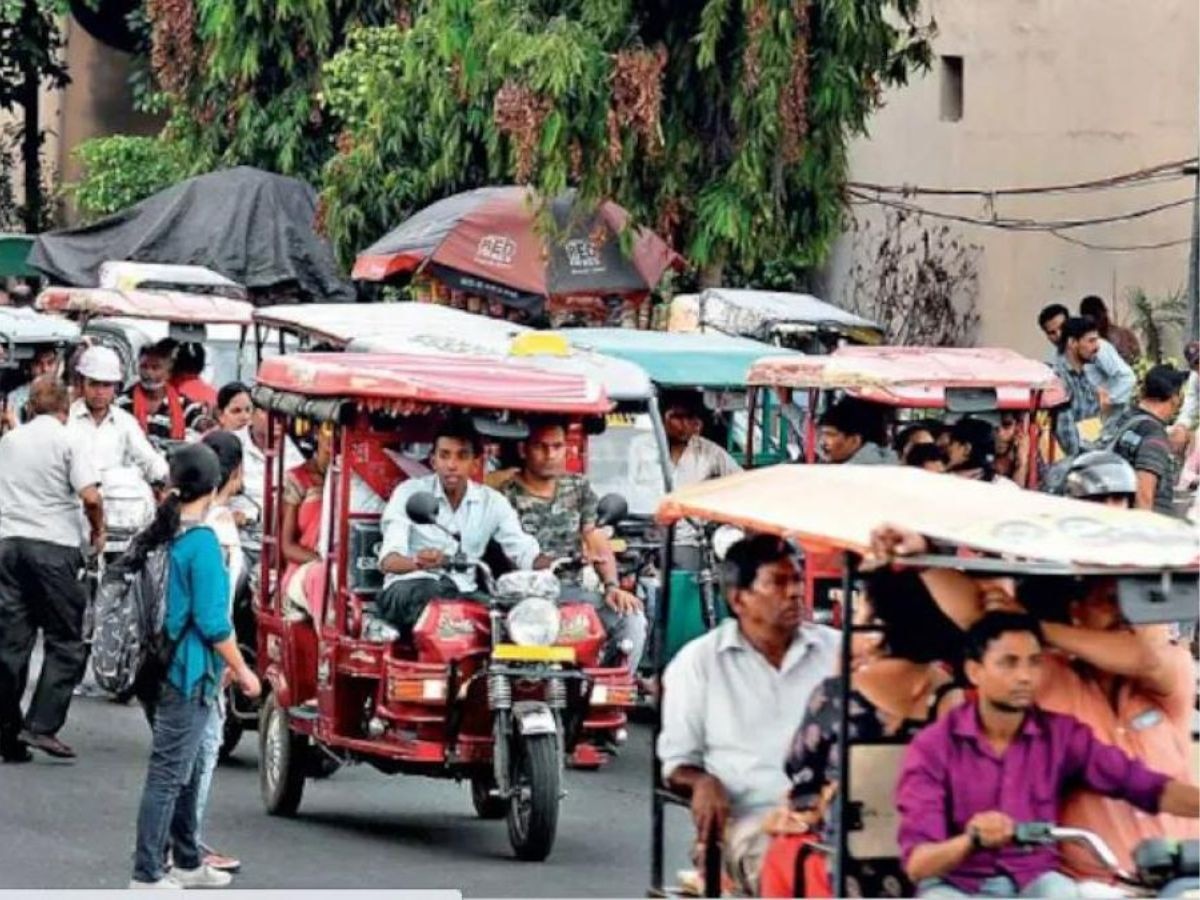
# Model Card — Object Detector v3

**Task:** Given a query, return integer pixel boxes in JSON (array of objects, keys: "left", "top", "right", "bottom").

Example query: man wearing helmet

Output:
[
  {"left": 67, "top": 345, "right": 168, "bottom": 487},
  {"left": 1059, "top": 450, "right": 1138, "bottom": 507}
]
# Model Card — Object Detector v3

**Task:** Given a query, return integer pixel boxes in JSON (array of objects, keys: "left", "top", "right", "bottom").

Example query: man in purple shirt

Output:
[{"left": 897, "top": 612, "right": 1199, "bottom": 897}]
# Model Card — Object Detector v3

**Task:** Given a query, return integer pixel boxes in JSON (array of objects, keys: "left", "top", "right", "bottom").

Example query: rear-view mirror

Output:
[
  {"left": 405, "top": 492, "right": 440, "bottom": 526},
  {"left": 945, "top": 387, "right": 999, "bottom": 414},
  {"left": 596, "top": 493, "right": 628, "bottom": 528},
  {"left": 1118, "top": 574, "right": 1199, "bottom": 625}
]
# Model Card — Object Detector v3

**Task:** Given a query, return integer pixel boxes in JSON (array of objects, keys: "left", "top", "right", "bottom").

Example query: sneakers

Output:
[
  {"left": 128, "top": 876, "right": 182, "bottom": 890},
  {"left": 170, "top": 864, "right": 233, "bottom": 889},
  {"left": 199, "top": 843, "right": 241, "bottom": 873}
]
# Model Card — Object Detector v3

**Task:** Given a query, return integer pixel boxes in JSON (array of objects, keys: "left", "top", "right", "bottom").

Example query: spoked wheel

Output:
[
  {"left": 506, "top": 732, "right": 560, "bottom": 861},
  {"left": 470, "top": 772, "right": 507, "bottom": 820},
  {"left": 259, "top": 692, "right": 306, "bottom": 816}
]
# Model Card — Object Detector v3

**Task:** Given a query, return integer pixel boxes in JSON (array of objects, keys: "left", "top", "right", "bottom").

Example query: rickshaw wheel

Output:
[
  {"left": 470, "top": 773, "right": 506, "bottom": 820},
  {"left": 259, "top": 692, "right": 306, "bottom": 816},
  {"left": 506, "top": 733, "right": 560, "bottom": 861}
]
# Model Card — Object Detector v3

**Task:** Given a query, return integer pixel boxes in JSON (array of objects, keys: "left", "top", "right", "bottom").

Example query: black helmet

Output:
[{"left": 1060, "top": 450, "right": 1137, "bottom": 501}]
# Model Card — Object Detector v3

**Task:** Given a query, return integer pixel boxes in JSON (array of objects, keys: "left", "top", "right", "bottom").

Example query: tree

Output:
[
  {"left": 319, "top": 0, "right": 933, "bottom": 273},
  {"left": 70, "top": 134, "right": 187, "bottom": 221},
  {"left": 0, "top": 0, "right": 71, "bottom": 230}
]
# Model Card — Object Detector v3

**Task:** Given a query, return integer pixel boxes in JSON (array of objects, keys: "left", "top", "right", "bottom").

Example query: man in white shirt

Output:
[
  {"left": 234, "top": 404, "right": 302, "bottom": 524},
  {"left": 376, "top": 418, "right": 549, "bottom": 637},
  {"left": 66, "top": 346, "right": 168, "bottom": 487},
  {"left": 658, "top": 535, "right": 838, "bottom": 895},
  {"left": 0, "top": 377, "right": 104, "bottom": 762}
]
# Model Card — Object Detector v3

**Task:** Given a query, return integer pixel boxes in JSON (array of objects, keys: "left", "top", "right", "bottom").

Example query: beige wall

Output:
[{"left": 822, "top": 0, "right": 1199, "bottom": 357}]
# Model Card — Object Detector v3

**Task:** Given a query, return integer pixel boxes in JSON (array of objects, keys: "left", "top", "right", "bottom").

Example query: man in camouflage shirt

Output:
[{"left": 500, "top": 419, "right": 647, "bottom": 673}]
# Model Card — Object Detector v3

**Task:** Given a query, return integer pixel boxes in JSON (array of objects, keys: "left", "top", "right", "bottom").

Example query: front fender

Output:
[{"left": 512, "top": 700, "right": 557, "bottom": 737}]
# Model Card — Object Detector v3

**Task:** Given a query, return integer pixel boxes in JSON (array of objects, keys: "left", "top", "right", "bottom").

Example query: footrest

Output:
[{"left": 288, "top": 703, "right": 319, "bottom": 721}]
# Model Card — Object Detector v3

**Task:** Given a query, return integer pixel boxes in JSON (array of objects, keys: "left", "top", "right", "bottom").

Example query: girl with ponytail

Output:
[{"left": 129, "top": 443, "right": 261, "bottom": 889}]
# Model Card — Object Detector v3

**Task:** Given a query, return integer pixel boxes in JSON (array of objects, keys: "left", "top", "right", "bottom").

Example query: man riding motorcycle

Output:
[{"left": 499, "top": 418, "right": 647, "bottom": 674}]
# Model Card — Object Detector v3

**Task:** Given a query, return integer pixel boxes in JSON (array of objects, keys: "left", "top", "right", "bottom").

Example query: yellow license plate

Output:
[{"left": 492, "top": 644, "right": 576, "bottom": 663}]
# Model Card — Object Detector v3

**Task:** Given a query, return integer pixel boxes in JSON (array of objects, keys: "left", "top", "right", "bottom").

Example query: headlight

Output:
[{"left": 506, "top": 598, "right": 561, "bottom": 647}]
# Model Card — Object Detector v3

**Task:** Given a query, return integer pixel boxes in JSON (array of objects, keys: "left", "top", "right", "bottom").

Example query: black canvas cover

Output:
[{"left": 30, "top": 166, "right": 354, "bottom": 303}]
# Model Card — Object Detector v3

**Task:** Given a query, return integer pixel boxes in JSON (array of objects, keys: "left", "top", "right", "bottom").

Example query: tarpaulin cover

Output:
[{"left": 28, "top": 167, "right": 354, "bottom": 303}]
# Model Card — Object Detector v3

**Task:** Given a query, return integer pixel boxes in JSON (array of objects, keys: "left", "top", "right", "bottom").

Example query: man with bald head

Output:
[{"left": 0, "top": 375, "right": 105, "bottom": 762}]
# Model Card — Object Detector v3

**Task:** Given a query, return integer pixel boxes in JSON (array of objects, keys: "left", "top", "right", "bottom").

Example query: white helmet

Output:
[{"left": 76, "top": 345, "right": 123, "bottom": 384}]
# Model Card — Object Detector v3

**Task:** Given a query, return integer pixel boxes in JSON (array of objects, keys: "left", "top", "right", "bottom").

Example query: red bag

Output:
[{"left": 759, "top": 833, "right": 833, "bottom": 898}]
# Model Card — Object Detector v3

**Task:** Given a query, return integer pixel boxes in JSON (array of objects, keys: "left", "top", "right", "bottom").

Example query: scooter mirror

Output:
[
  {"left": 405, "top": 492, "right": 440, "bottom": 526},
  {"left": 596, "top": 493, "right": 628, "bottom": 528}
]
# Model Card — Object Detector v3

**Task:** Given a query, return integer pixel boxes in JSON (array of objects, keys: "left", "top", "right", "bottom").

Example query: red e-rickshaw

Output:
[{"left": 251, "top": 352, "right": 637, "bottom": 861}]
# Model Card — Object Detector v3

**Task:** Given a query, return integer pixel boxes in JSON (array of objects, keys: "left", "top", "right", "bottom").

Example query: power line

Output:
[
  {"left": 1048, "top": 231, "right": 1192, "bottom": 252},
  {"left": 848, "top": 157, "right": 1198, "bottom": 198},
  {"left": 846, "top": 189, "right": 1194, "bottom": 232}
]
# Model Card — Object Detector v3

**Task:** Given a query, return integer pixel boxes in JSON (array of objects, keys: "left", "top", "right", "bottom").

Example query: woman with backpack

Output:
[{"left": 129, "top": 443, "right": 261, "bottom": 890}]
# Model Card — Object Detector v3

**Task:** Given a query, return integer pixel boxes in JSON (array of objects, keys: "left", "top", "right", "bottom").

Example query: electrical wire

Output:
[
  {"left": 846, "top": 189, "right": 1194, "bottom": 231},
  {"left": 1048, "top": 231, "right": 1192, "bottom": 252},
  {"left": 848, "top": 157, "right": 1198, "bottom": 198}
]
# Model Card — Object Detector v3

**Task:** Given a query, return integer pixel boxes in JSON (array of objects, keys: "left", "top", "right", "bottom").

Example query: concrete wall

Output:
[{"left": 821, "top": 0, "right": 1199, "bottom": 357}]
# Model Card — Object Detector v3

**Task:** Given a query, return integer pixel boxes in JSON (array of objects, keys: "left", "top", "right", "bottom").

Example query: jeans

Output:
[
  {"left": 193, "top": 700, "right": 224, "bottom": 847},
  {"left": 131, "top": 683, "right": 211, "bottom": 883},
  {"left": 918, "top": 871, "right": 1082, "bottom": 898},
  {"left": 0, "top": 538, "right": 88, "bottom": 741}
]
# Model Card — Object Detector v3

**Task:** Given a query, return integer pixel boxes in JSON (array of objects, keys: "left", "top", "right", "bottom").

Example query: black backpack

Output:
[
  {"left": 1043, "top": 410, "right": 1158, "bottom": 494},
  {"left": 91, "top": 525, "right": 202, "bottom": 702}
]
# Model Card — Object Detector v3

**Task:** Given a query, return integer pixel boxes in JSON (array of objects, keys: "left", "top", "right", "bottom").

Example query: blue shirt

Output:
[
  {"left": 378, "top": 474, "right": 540, "bottom": 593},
  {"left": 166, "top": 526, "right": 232, "bottom": 700}
]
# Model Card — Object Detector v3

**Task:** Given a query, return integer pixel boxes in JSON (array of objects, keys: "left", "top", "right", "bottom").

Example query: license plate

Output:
[{"left": 492, "top": 644, "right": 576, "bottom": 663}]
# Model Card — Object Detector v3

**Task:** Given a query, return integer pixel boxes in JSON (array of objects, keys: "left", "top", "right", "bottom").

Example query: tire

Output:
[
  {"left": 470, "top": 773, "right": 506, "bottom": 820},
  {"left": 259, "top": 693, "right": 305, "bottom": 816},
  {"left": 506, "top": 732, "right": 560, "bottom": 861},
  {"left": 219, "top": 712, "right": 243, "bottom": 761}
]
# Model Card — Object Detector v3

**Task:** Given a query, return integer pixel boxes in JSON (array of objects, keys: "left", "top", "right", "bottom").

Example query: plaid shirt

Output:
[{"left": 1054, "top": 360, "right": 1101, "bottom": 455}]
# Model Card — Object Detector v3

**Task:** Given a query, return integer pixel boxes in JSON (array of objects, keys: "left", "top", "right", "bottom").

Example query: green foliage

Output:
[
  {"left": 318, "top": 0, "right": 933, "bottom": 271},
  {"left": 69, "top": 135, "right": 188, "bottom": 221},
  {"left": 1127, "top": 286, "right": 1188, "bottom": 364}
]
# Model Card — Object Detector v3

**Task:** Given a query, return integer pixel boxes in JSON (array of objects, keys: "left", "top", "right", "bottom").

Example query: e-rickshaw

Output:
[
  {"left": 96, "top": 260, "right": 248, "bottom": 299},
  {"left": 649, "top": 464, "right": 1200, "bottom": 898},
  {"left": 34, "top": 283, "right": 257, "bottom": 388},
  {"left": 666, "top": 289, "right": 884, "bottom": 354},
  {"left": 250, "top": 351, "right": 638, "bottom": 861},
  {"left": 0, "top": 306, "right": 80, "bottom": 423}
]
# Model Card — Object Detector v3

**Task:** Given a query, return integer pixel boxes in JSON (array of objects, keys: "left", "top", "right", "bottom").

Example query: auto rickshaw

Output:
[
  {"left": 250, "top": 351, "right": 638, "bottom": 861},
  {"left": 666, "top": 288, "right": 884, "bottom": 353},
  {"left": 34, "top": 281, "right": 258, "bottom": 388},
  {"left": 649, "top": 464, "right": 1200, "bottom": 897},
  {"left": 0, "top": 306, "right": 80, "bottom": 423},
  {"left": 556, "top": 328, "right": 805, "bottom": 664}
]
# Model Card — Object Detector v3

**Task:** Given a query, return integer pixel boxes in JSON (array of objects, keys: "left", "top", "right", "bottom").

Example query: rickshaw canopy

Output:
[
  {"left": 253, "top": 302, "right": 655, "bottom": 402},
  {"left": 554, "top": 328, "right": 798, "bottom": 388},
  {"left": 255, "top": 351, "right": 611, "bottom": 414},
  {"left": 748, "top": 346, "right": 1068, "bottom": 410},
  {"left": 97, "top": 261, "right": 247, "bottom": 299},
  {"left": 667, "top": 289, "right": 884, "bottom": 346},
  {"left": 0, "top": 307, "right": 80, "bottom": 345},
  {"left": 656, "top": 465, "right": 1199, "bottom": 570},
  {"left": 35, "top": 286, "right": 254, "bottom": 326}
]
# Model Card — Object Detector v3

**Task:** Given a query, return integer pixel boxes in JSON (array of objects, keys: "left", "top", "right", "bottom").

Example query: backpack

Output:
[{"left": 90, "top": 525, "right": 201, "bottom": 702}]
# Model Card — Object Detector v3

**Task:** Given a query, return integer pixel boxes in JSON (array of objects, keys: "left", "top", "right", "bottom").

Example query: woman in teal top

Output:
[{"left": 130, "top": 443, "right": 261, "bottom": 889}]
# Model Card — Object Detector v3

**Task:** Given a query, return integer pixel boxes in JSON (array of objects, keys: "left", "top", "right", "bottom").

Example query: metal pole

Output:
[
  {"left": 19, "top": 0, "right": 41, "bottom": 232},
  {"left": 833, "top": 553, "right": 857, "bottom": 898},
  {"left": 1185, "top": 163, "right": 1199, "bottom": 343},
  {"left": 650, "top": 525, "right": 675, "bottom": 895}
]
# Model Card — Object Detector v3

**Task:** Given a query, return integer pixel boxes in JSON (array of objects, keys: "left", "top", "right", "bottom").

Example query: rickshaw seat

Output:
[
  {"left": 848, "top": 743, "right": 906, "bottom": 861},
  {"left": 348, "top": 519, "right": 384, "bottom": 597}
]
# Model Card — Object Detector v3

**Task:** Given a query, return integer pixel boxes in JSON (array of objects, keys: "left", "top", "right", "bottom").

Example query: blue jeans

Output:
[
  {"left": 131, "top": 683, "right": 211, "bottom": 883},
  {"left": 919, "top": 872, "right": 1081, "bottom": 898},
  {"left": 193, "top": 700, "right": 223, "bottom": 847}
]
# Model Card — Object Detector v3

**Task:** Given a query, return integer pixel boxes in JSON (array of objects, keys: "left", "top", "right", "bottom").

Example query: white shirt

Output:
[
  {"left": 66, "top": 399, "right": 168, "bottom": 484},
  {"left": 205, "top": 503, "right": 243, "bottom": 609},
  {"left": 1175, "top": 371, "right": 1199, "bottom": 431},
  {"left": 666, "top": 435, "right": 743, "bottom": 546},
  {"left": 235, "top": 427, "right": 302, "bottom": 521},
  {"left": 378, "top": 474, "right": 540, "bottom": 593},
  {"left": 0, "top": 414, "right": 99, "bottom": 547},
  {"left": 657, "top": 619, "right": 840, "bottom": 820}
]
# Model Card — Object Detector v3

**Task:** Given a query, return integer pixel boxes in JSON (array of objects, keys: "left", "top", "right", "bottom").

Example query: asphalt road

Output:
[{"left": 0, "top": 674, "right": 692, "bottom": 894}]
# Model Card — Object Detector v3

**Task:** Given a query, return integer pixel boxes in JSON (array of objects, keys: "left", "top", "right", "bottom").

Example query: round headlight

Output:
[{"left": 506, "top": 598, "right": 561, "bottom": 647}]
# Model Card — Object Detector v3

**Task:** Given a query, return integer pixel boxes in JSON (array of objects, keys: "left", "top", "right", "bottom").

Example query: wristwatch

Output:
[{"left": 968, "top": 826, "right": 984, "bottom": 852}]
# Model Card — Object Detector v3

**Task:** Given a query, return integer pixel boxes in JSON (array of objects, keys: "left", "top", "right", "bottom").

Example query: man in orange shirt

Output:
[{"left": 869, "top": 527, "right": 1199, "bottom": 884}]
